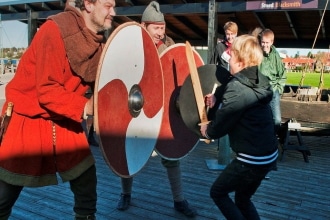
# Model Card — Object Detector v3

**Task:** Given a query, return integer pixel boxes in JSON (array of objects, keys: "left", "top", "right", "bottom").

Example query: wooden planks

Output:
[{"left": 9, "top": 135, "right": 330, "bottom": 220}]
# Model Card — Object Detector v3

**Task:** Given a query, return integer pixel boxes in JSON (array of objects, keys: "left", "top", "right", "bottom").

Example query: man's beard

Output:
[{"left": 91, "top": 13, "right": 112, "bottom": 33}]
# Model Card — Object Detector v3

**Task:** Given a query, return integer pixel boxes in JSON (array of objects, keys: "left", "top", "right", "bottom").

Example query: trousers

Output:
[
  {"left": 120, "top": 158, "right": 183, "bottom": 201},
  {"left": 269, "top": 90, "right": 282, "bottom": 131},
  {"left": 210, "top": 159, "right": 275, "bottom": 220},
  {"left": 0, "top": 165, "right": 97, "bottom": 220}
]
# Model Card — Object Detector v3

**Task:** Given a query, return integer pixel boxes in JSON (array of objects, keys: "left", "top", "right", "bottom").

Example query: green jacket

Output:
[{"left": 259, "top": 45, "right": 286, "bottom": 94}]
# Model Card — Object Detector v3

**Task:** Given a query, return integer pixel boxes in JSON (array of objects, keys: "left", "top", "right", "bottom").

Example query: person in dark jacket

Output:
[
  {"left": 209, "top": 21, "right": 239, "bottom": 167},
  {"left": 210, "top": 21, "right": 238, "bottom": 70},
  {"left": 200, "top": 34, "right": 278, "bottom": 220}
]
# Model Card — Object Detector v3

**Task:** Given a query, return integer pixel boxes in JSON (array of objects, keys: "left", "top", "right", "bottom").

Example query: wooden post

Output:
[
  {"left": 205, "top": 1, "right": 233, "bottom": 170},
  {"left": 27, "top": 10, "right": 38, "bottom": 46},
  {"left": 207, "top": 0, "right": 218, "bottom": 64}
]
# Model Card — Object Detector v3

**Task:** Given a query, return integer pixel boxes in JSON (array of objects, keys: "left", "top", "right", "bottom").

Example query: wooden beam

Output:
[
  {"left": 253, "top": 12, "right": 265, "bottom": 29},
  {"left": 174, "top": 15, "right": 205, "bottom": 39},
  {"left": 207, "top": 0, "right": 217, "bottom": 64},
  {"left": 27, "top": 9, "right": 37, "bottom": 45},
  {"left": 41, "top": 2, "right": 51, "bottom": 10},
  {"left": 285, "top": 11, "right": 298, "bottom": 39}
]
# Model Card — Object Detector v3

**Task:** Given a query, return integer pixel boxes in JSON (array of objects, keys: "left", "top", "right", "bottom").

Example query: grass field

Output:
[{"left": 286, "top": 72, "right": 330, "bottom": 89}]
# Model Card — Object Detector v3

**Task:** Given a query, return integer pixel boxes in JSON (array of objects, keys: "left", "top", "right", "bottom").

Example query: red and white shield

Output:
[
  {"left": 156, "top": 43, "right": 204, "bottom": 160},
  {"left": 94, "top": 22, "right": 164, "bottom": 177}
]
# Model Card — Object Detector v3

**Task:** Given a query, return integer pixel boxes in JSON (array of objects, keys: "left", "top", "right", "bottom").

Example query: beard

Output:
[{"left": 91, "top": 11, "right": 112, "bottom": 33}]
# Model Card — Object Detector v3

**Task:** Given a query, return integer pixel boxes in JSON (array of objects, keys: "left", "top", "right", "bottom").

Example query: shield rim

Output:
[{"left": 94, "top": 21, "right": 164, "bottom": 177}]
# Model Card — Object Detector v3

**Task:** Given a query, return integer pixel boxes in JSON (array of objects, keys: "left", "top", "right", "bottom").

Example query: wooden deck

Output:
[{"left": 9, "top": 134, "right": 330, "bottom": 220}]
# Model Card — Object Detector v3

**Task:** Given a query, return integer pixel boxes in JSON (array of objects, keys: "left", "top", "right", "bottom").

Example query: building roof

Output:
[
  {"left": 283, "top": 58, "right": 315, "bottom": 63},
  {"left": 0, "top": 0, "right": 329, "bottom": 48}
]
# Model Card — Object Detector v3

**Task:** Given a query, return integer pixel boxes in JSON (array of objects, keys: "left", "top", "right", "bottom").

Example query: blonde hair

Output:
[
  {"left": 260, "top": 29, "right": 274, "bottom": 41},
  {"left": 250, "top": 27, "right": 263, "bottom": 38},
  {"left": 223, "top": 21, "right": 238, "bottom": 33},
  {"left": 231, "top": 35, "right": 263, "bottom": 67}
]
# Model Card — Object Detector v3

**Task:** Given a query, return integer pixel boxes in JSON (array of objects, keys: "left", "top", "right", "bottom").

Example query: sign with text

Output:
[{"left": 246, "top": 0, "right": 318, "bottom": 10}]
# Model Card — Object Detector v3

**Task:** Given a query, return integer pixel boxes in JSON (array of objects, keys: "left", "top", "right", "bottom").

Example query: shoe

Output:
[
  {"left": 117, "top": 193, "right": 131, "bottom": 211},
  {"left": 174, "top": 199, "right": 197, "bottom": 218},
  {"left": 75, "top": 214, "right": 95, "bottom": 220}
]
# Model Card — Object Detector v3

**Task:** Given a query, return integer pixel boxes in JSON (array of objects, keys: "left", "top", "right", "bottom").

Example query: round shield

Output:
[
  {"left": 155, "top": 43, "right": 204, "bottom": 160},
  {"left": 179, "top": 64, "right": 222, "bottom": 137},
  {"left": 94, "top": 22, "right": 164, "bottom": 178}
]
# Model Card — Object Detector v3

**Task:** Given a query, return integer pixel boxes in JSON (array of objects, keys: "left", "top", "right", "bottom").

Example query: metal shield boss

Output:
[
  {"left": 156, "top": 43, "right": 204, "bottom": 160},
  {"left": 94, "top": 22, "right": 164, "bottom": 177}
]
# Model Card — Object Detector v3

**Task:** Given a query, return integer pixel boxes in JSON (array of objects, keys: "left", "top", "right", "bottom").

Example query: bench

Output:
[{"left": 278, "top": 118, "right": 311, "bottom": 163}]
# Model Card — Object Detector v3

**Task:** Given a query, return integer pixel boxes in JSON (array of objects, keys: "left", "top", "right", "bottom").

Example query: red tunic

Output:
[{"left": 0, "top": 21, "right": 94, "bottom": 187}]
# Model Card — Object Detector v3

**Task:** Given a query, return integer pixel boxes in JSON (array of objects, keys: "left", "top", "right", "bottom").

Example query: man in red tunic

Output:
[{"left": 0, "top": 0, "right": 116, "bottom": 219}]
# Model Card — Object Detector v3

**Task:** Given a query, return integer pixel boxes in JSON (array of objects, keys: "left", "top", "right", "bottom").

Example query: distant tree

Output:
[
  {"left": 279, "top": 50, "right": 287, "bottom": 55},
  {"left": 294, "top": 51, "right": 300, "bottom": 58},
  {"left": 5, "top": 50, "right": 13, "bottom": 58},
  {"left": 307, "top": 51, "right": 313, "bottom": 58},
  {"left": 315, "top": 60, "right": 322, "bottom": 72},
  {"left": 315, "top": 52, "right": 327, "bottom": 99},
  {"left": 16, "top": 52, "right": 24, "bottom": 58}
]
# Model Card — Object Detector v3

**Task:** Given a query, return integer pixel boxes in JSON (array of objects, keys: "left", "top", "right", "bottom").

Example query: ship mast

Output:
[
  {"left": 316, "top": 0, "right": 329, "bottom": 97},
  {"left": 299, "top": 0, "right": 329, "bottom": 89}
]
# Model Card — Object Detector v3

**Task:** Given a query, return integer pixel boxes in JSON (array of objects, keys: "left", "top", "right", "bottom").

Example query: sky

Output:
[
  {"left": 0, "top": 20, "right": 28, "bottom": 48},
  {"left": 0, "top": 20, "right": 329, "bottom": 56}
]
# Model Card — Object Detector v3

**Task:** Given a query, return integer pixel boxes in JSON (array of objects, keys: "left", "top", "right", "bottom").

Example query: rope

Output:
[
  {"left": 300, "top": 0, "right": 329, "bottom": 90},
  {"left": 311, "top": 0, "right": 329, "bottom": 50}
]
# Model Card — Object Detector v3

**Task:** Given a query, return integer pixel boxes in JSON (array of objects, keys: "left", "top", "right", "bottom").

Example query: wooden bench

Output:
[{"left": 278, "top": 118, "right": 311, "bottom": 163}]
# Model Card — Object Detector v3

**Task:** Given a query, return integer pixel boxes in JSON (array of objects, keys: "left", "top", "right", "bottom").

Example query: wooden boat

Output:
[
  {"left": 280, "top": 0, "right": 330, "bottom": 135},
  {"left": 281, "top": 84, "right": 330, "bottom": 135}
]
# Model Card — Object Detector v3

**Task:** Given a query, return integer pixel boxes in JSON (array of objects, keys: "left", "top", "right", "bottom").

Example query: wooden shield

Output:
[
  {"left": 94, "top": 22, "right": 164, "bottom": 177},
  {"left": 155, "top": 43, "right": 204, "bottom": 160},
  {"left": 179, "top": 64, "right": 221, "bottom": 137}
]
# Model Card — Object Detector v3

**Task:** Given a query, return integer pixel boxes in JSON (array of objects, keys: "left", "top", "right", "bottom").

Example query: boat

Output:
[
  {"left": 279, "top": 0, "right": 330, "bottom": 135},
  {"left": 281, "top": 84, "right": 330, "bottom": 135}
]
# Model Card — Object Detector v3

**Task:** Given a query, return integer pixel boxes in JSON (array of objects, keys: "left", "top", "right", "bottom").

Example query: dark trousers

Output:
[
  {"left": 0, "top": 165, "right": 97, "bottom": 219},
  {"left": 0, "top": 180, "right": 23, "bottom": 219},
  {"left": 210, "top": 159, "right": 275, "bottom": 220}
]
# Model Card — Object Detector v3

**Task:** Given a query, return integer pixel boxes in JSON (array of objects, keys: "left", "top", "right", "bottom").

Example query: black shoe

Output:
[
  {"left": 117, "top": 193, "right": 131, "bottom": 211},
  {"left": 75, "top": 214, "right": 95, "bottom": 220},
  {"left": 174, "top": 200, "right": 197, "bottom": 218}
]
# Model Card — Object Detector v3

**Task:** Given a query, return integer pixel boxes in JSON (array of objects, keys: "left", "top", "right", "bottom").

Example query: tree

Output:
[
  {"left": 307, "top": 51, "right": 313, "bottom": 58},
  {"left": 316, "top": 52, "right": 327, "bottom": 98}
]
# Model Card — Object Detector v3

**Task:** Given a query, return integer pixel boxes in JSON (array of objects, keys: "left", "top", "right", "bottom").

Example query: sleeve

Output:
[
  {"left": 166, "top": 35, "right": 175, "bottom": 46},
  {"left": 209, "top": 46, "right": 219, "bottom": 64},
  {"left": 210, "top": 43, "right": 225, "bottom": 65},
  {"left": 35, "top": 21, "right": 87, "bottom": 122},
  {"left": 276, "top": 52, "right": 287, "bottom": 93},
  {"left": 206, "top": 81, "right": 249, "bottom": 139}
]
